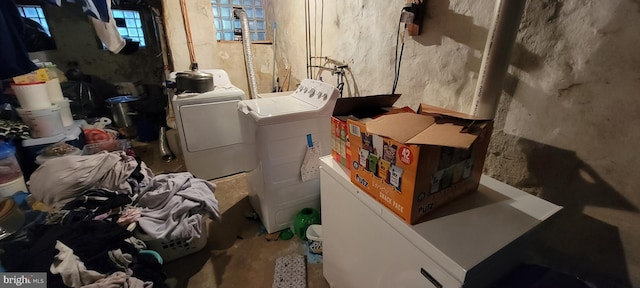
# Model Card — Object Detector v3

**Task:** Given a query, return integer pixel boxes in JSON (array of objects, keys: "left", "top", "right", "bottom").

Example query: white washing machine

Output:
[
  {"left": 172, "top": 69, "right": 256, "bottom": 180},
  {"left": 255, "top": 91, "right": 293, "bottom": 99},
  {"left": 238, "top": 79, "right": 339, "bottom": 233}
]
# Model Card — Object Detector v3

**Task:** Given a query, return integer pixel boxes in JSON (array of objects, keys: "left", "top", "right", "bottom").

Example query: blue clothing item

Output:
[{"left": 0, "top": 0, "right": 37, "bottom": 80}]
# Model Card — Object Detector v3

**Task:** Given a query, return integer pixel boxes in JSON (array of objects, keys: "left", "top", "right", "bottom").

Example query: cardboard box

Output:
[
  {"left": 348, "top": 104, "right": 493, "bottom": 224},
  {"left": 331, "top": 95, "right": 400, "bottom": 168},
  {"left": 12, "top": 68, "right": 57, "bottom": 84}
]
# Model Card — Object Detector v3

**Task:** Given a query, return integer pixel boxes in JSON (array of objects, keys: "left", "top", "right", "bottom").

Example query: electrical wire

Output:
[
  {"left": 304, "top": 0, "right": 311, "bottom": 78},
  {"left": 313, "top": 0, "right": 317, "bottom": 78},
  {"left": 392, "top": 14, "right": 406, "bottom": 95},
  {"left": 393, "top": 42, "right": 405, "bottom": 94},
  {"left": 320, "top": 0, "right": 324, "bottom": 66},
  {"left": 337, "top": 82, "right": 344, "bottom": 96}
]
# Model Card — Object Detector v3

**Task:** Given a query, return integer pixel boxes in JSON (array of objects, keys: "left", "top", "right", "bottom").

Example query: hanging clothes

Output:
[
  {"left": 43, "top": 0, "right": 63, "bottom": 7},
  {"left": 81, "top": 0, "right": 110, "bottom": 22},
  {"left": 46, "top": 0, "right": 109, "bottom": 22},
  {"left": 44, "top": 0, "right": 132, "bottom": 54},
  {"left": 89, "top": 0, "right": 126, "bottom": 53},
  {"left": 0, "top": 0, "right": 37, "bottom": 80}
]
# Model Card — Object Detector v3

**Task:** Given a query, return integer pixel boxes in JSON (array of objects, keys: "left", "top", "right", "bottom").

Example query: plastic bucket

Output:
[
  {"left": 46, "top": 78, "right": 65, "bottom": 103},
  {"left": 106, "top": 95, "right": 139, "bottom": 128},
  {"left": 17, "top": 105, "right": 64, "bottom": 138},
  {"left": 54, "top": 98, "right": 73, "bottom": 126},
  {"left": 11, "top": 82, "right": 51, "bottom": 109},
  {"left": 0, "top": 142, "right": 26, "bottom": 197},
  {"left": 306, "top": 224, "right": 323, "bottom": 255},
  {"left": 0, "top": 176, "right": 28, "bottom": 198}
]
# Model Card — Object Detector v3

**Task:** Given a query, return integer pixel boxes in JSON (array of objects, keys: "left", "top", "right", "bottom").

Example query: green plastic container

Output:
[{"left": 293, "top": 208, "right": 320, "bottom": 240}]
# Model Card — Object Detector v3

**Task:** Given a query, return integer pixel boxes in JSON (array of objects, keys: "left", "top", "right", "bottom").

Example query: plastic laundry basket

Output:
[{"left": 134, "top": 216, "right": 208, "bottom": 262}]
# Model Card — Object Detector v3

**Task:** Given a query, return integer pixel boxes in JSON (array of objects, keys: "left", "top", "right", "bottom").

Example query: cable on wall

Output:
[{"left": 392, "top": 10, "right": 406, "bottom": 95}]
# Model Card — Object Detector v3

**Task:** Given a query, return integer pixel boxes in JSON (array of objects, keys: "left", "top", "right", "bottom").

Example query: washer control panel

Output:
[{"left": 292, "top": 79, "right": 339, "bottom": 108}]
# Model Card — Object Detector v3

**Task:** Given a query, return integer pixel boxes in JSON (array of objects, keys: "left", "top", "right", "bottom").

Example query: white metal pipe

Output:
[
  {"left": 234, "top": 8, "right": 259, "bottom": 99},
  {"left": 470, "top": 0, "right": 527, "bottom": 119}
]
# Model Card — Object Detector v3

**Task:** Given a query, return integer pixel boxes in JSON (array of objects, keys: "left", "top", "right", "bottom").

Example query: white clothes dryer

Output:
[
  {"left": 172, "top": 69, "right": 256, "bottom": 180},
  {"left": 238, "top": 79, "right": 339, "bottom": 233}
]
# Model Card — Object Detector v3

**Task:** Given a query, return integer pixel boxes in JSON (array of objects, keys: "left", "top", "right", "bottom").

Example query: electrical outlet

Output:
[{"left": 403, "top": 0, "right": 427, "bottom": 36}]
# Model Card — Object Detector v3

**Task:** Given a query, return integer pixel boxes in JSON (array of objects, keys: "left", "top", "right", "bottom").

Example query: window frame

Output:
[
  {"left": 211, "top": 0, "right": 268, "bottom": 42},
  {"left": 111, "top": 8, "right": 147, "bottom": 48},
  {"left": 16, "top": 4, "right": 52, "bottom": 37}
]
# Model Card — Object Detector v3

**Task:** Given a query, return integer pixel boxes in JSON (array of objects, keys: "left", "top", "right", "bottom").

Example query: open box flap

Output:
[
  {"left": 419, "top": 103, "right": 492, "bottom": 121},
  {"left": 407, "top": 122, "right": 480, "bottom": 149},
  {"left": 332, "top": 94, "right": 401, "bottom": 118},
  {"left": 365, "top": 113, "right": 435, "bottom": 143},
  {"left": 365, "top": 111, "right": 488, "bottom": 149}
]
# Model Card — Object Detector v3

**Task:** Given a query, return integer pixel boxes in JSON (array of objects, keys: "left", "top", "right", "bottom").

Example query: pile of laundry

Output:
[{"left": 0, "top": 151, "right": 220, "bottom": 287}]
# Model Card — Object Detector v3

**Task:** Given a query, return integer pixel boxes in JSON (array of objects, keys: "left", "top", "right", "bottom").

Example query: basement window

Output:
[
  {"left": 211, "top": 0, "right": 267, "bottom": 42},
  {"left": 112, "top": 9, "right": 146, "bottom": 47},
  {"left": 17, "top": 5, "right": 51, "bottom": 36}
]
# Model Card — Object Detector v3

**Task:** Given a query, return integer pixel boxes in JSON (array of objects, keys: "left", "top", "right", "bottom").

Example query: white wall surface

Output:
[{"left": 162, "top": 0, "right": 273, "bottom": 97}]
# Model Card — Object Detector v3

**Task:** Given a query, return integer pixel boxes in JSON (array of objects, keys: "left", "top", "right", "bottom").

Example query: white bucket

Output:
[
  {"left": 54, "top": 98, "right": 73, "bottom": 126},
  {"left": 46, "top": 78, "right": 65, "bottom": 103},
  {"left": 306, "top": 224, "right": 323, "bottom": 255},
  {"left": 11, "top": 82, "right": 52, "bottom": 109},
  {"left": 16, "top": 105, "right": 65, "bottom": 138},
  {"left": 0, "top": 176, "right": 28, "bottom": 198}
]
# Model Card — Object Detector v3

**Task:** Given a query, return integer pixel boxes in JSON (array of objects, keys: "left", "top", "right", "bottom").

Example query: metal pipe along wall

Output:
[
  {"left": 470, "top": 0, "right": 527, "bottom": 119},
  {"left": 234, "top": 8, "right": 259, "bottom": 99}
]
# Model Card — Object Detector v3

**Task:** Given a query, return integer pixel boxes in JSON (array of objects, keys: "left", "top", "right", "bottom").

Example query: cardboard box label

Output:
[
  {"left": 389, "top": 165, "right": 403, "bottom": 191},
  {"left": 398, "top": 146, "right": 413, "bottom": 165},
  {"left": 349, "top": 123, "right": 360, "bottom": 137}
]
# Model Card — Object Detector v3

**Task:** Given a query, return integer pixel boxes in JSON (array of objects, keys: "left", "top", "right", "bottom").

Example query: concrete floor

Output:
[{"left": 133, "top": 141, "right": 329, "bottom": 288}]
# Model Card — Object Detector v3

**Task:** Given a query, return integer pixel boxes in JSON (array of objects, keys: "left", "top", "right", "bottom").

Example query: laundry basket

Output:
[
  {"left": 134, "top": 216, "right": 208, "bottom": 262},
  {"left": 82, "top": 139, "right": 129, "bottom": 155}
]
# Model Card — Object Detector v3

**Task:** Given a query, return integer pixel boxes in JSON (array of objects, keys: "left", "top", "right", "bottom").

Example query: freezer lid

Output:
[{"left": 239, "top": 96, "right": 317, "bottom": 118}]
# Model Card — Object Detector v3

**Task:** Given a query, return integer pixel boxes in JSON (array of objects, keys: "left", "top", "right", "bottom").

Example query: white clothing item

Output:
[
  {"left": 50, "top": 241, "right": 105, "bottom": 288},
  {"left": 90, "top": 0, "right": 126, "bottom": 53},
  {"left": 29, "top": 151, "right": 143, "bottom": 210},
  {"left": 124, "top": 236, "right": 147, "bottom": 250},
  {"left": 137, "top": 173, "right": 220, "bottom": 241},
  {"left": 107, "top": 249, "right": 133, "bottom": 272},
  {"left": 81, "top": 271, "right": 152, "bottom": 288}
]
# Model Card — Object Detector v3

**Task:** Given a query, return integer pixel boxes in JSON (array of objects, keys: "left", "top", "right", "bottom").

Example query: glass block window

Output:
[
  {"left": 17, "top": 5, "right": 51, "bottom": 36},
  {"left": 211, "top": 0, "right": 266, "bottom": 41},
  {"left": 112, "top": 9, "right": 146, "bottom": 47}
]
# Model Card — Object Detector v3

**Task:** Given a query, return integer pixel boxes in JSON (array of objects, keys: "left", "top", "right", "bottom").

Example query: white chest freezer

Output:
[{"left": 319, "top": 156, "right": 562, "bottom": 288}]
